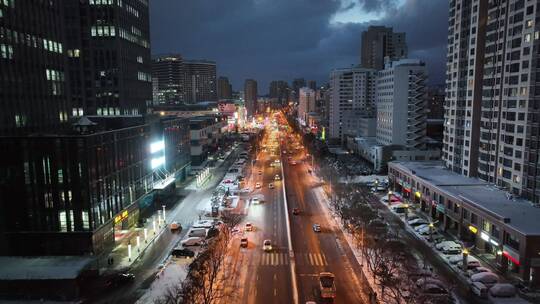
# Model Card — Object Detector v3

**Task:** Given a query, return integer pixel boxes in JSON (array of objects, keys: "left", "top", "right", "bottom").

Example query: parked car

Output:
[
  {"left": 106, "top": 273, "right": 135, "bottom": 287},
  {"left": 470, "top": 272, "right": 499, "bottom": 288},
  {"left": 181, "top": 237, "right": 204, "bottom": 247},
  {"left": 263, "top": 239, "right": 272, "bottom": 252},
  {"left": 488, "top": 283, "right": 527, "bottom": 303},
  {"left": 414, "top": 224, "right": 429, "bottom": 232},
  {"left": 470, "top": 281, "right": 488, "bottom": 298},
  {"left": 240, "top": 237, "right": 248, "bottom": 248},
  {"left": 313, "top": 224, "right": 321, "bottom": 232},
  {"left": 457, "top": 259, "right": 481, "bottom": 270},
  {"left": 407, "top": 218, "right": 429, "bottom": 227},
  {"left": 436, "top": 241, "right": 460, "bottom": 251},
  {"left": 442, "top": 244, "right": 462, "bottom": 255},
  {"left": 467, "top": 266, "right": 491, "bottom": 277},
  {"left": 192, "top": 220, "right": 214, "bottom": 229},
  {"left": 171, "top": 248, "right": 195, "bottom": 258},
  {"left": 424, "top": 233, "right": 445, "bottom": 243},
  {"left": 188, "top": 228, "right": 207, "bottom": 238}
]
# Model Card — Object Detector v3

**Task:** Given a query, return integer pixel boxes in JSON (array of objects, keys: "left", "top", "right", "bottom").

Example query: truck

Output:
[{"left": 319, "top": 272, "right": 336, "bottom": 299}]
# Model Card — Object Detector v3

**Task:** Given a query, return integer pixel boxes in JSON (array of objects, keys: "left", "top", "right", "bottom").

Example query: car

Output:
[
  {"left": 292, "top": 208, "right": 300, "bottom": 215},
  {"left": 467, "top": 266, "right": 491, "bottom": 277},
  {"left": 106, "top": 273, "right": 135, "bottom": 287},
  {"left": 448, "top": 254, "right": 476, "bottom": 264},
  {"left": 258, "top": 170, "right": 262, "bottom": 175},
  {"left": 424, "top": 233, "right": 445, "bottom": 243},
  {"left": 442, "top": 244, "right": 462, "bottom": 255},
  {"left": 407, "top": 218, "right": 429, "bottom": 227},
  {"left": 245, "top": 222, "right": 253, "bottom": 231},
  {"left": 180, "top": 237, "right": 204, "bottom": 246},
  {"left": 274, "top": 174, "right": 281, "bottom": 181},
  {"left": 313, "top": 224, "right": 321, "bottom": 232},
  {"left": 171, "top": 248, "right": 195, "bottom": 258},
  {"left": 169, "top": 221, "right": 182, "bottom": 232},
  {"left": 414, "top": 224, "right": 430, "bottom": 232},
  {"left": 470, "top": 272, "right": 499, "bottom": 288},
  {"left": 240, "top": 237, "right": 248, "bottom": 248},
  {"left": 290, "top": 161, "right": 297, "bottom": 165},
  {"left": 255, "top": 182, "right": 261, "bottom": 189},
  {"left": 457, "top": 259, "right": 481, "bottom": 270},
  {"left": 268, "top": 183, "right": 274, "bottom": 189},
  {"left": 274, "top": 159, "right": 280, "bottom": 163},
  {"left": 436, "top": 241, "right": 460, "bottom": 251},
  {"left": 263, "top": 239, "right": 272, "bottom": 252},
  {"left": 192, "top": 219, "right": 214, "bottom": 229}
]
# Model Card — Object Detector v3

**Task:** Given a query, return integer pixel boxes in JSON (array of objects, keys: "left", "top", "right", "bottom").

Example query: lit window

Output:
[{"left": 525, "top": 33, "right": 531, "bottom": 43}]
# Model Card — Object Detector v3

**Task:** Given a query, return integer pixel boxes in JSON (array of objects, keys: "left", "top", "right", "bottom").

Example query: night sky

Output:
[{"left": 150, "top": 0, "right": 448, "bottom": 93}]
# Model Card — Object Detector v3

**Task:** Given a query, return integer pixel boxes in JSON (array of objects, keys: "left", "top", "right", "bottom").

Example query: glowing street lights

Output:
[
  {"left": 428, "top": 222, "right": 434, "bottom": 242},
  {"left": 162, "top": 205, "right": 166, "bottom": 224}
]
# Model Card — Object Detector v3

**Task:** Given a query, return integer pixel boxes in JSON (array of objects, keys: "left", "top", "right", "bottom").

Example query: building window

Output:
[
  {"left": 136, "top": 55, "right": 143, "bottom": 63},
  {"left": 0, "top": 43, "right": 13, "bottom": 59}
]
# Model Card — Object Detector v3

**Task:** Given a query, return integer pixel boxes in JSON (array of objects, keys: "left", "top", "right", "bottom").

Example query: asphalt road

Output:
[
  {"left": 282, "top": 136, "right": 369, "bottom": 304},
  {"left": 223, "top": 114, "right": 369, "bottom": 304}
]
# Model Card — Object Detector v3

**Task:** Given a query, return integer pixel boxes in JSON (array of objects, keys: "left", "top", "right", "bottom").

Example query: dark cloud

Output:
[
  {"left": 358, "top": 0, "right": 399, "bottom": 12},
  {"left": 150, "top": 0, "right": 447, "bottom": 93}
]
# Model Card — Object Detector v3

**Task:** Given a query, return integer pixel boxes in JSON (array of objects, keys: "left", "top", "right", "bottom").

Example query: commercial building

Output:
[
  {"left": 65, "top": 0, "right": 152, "bottom": 117},
  {"left": 0, "top": 116, "right": 190, "bottom": 256},
  {"left": 443, "top": 0, "right": 540, "bottom": 203},
  {"left": 218, "top": 76, "right": 232, "bottom": 100},
  {"left": 292, "top": 78, "right": 306, "bottom": 99},
  {"left": 388, "top": 161, "right": 540, "bottom": 287},
  {"left": 184, "top": 60, "right": 217, "bottom": 103},
  {"left": 298, "top": 87, "right": 316, "bottom": 126},
  {"left": 328, "top": 66, "right": 377, "bottom": 141},
  {"left": 308, "top": 80, "right": 317, "bottom": 91},
  {"left": 0, "top": 1, "right": 69, "bottom": 135},
  {"left": 244, "top": 79, "right": 258, "bottom": 117},
  {"left": 189, "top": 116, "right": 228, "bottom": 166},
  {"left": 360, "top": 26, "right": 407, "bottom": 70},
  {"left": 151, "top": 54, "right": 185, "bottom": 104}
]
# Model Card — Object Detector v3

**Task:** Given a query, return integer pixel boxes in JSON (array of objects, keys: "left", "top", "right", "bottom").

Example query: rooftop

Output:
[
  {"left": 390, "top": 161, "right": 540, "bottom": 235},
  {"left": 0, "top": 256, "right": 93, "bottom": 280}
]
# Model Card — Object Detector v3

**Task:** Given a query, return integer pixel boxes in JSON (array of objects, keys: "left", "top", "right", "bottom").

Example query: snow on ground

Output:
[{"left": 135, "top": 259, "right": 189, "bottom": 304}]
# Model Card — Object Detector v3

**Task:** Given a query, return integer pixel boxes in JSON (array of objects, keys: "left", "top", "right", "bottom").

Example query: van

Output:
[
  {"left": 188, "top": 228, "right": 207, "bottom": 238},
  {"left": 470, "top": 281, "right": 488, "bottom": 298}
]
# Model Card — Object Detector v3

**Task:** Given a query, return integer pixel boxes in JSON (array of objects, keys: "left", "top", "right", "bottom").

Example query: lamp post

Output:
[
  {"left": 128, "top": 243, "right": 132, "bottom": 262},
  {"left": 404, "top": 203, "right": 409, "bottom": 220},
  {"left": 388, "top": 191, "right": 393, "bottom": 205},
  {"left": 152, "top": 218, "right": 156, "bottom": 234},
  {"left": 429, "top": 222, "right": 434, "bottom": 242},
  {"left": 144, "top": 228, "right": 148, "bottom": 243},
  {"left": 162, "top": 205, "right": 166, "bottom": 224},
  {"left": 462, "top": 248, "right": 469, "bottom": 271},
  {"left": 136, "top": 235, "right": 141, "bottom": 252}
]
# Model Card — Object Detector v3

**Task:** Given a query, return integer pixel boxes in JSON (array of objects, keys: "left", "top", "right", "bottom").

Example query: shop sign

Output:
[
  {"left": 468, "top": 225, "right": 478, "bottom": 234},
  {"left": 114, "top": 210, "right": 129, "bottom": 224}
]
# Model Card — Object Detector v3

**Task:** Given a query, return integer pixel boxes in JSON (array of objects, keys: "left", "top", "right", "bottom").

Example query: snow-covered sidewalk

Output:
[{"left": 135, "top": 260, "right": 188, "bottom": 304}]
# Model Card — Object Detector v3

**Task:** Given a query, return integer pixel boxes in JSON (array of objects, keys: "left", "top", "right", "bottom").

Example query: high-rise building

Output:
[
  {"left": 298, "top": 87, "right": 316, "bottom": 126},
  {"left": 308, "top": 80, "right": 317, "bottom": 91},
  {"left": 65, "top": 0, "right": 152, "bottom": 117},
  {"left": 0, "top": 1, "right": 69, "bottom": 135},
  {"left": 218, "top": 76, "right": 233, "bottom": 100},
  {"left": 269, "top": 80, "right": 289, "bottom": 104},
  {"left": 360, "top": 26, "right": 407, "bottom": 70},
  {"left": 328, "top": 67, "right": 377, "bottom": 140},
  {"left": 292, "top": 78, "right": 306, "bottom": 99},
  {"left": 444, "top": 0, "right": 540, "bottom": 201},
  {"left": 376, "top": 59, "right": 428, "bottom": 149},
  {"left": 184, "top": 60, "right": 217, "bottom": 103},
  {"left": 244, "top": 79, "right": 258, "bottom": 117},
  {"left": 152, "top": 54, "right": 185, "bottom": 104}
]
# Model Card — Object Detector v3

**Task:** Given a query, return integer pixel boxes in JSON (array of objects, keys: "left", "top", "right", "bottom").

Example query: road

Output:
[{"left": 222, "top": 113, "right": 369, "bottom": 304}]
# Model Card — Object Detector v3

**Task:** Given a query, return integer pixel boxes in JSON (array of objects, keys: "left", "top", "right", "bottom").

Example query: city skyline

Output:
[{"left": 149, "top": 0, "right": 448, "bottom": 91}]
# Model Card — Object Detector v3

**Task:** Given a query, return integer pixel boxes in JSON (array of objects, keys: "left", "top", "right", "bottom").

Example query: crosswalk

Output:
[{"left": 257, "top": 252, "right": 328, "bottom": 266}]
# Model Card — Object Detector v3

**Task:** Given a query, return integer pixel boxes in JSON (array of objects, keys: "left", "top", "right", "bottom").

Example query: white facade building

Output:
[
  {"left": 376, "top": 59, "right": 428, "bottom": 149},
  {"left": 328, "top": 67, "right": 377, "bottom": 140}
]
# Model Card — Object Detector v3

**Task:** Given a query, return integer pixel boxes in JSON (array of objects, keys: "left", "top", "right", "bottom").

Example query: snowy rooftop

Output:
[
  {"left": 0, "top": 256, "right": 93, "bottom": 280},
  {"left": 390, "top": 161, "right": 540, "bottom": 236}
]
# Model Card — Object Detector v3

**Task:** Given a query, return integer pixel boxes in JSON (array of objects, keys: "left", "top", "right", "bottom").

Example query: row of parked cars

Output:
[
  {"left": 171, "top": 220, "right": 222, "bottom": 258},
  {"left": 402, "top": 212, "right": 528, "bottom": 302}
]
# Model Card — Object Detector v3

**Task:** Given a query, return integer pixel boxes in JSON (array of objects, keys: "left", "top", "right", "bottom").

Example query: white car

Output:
[
  {"left": 268, "top": 183, "right": 274, "bottom": 189},
  {"left": 435, "top": 241, "right": 460, "bottom": 250},
  {"left": 407, "top": 218, "right": 428, "bottom": 226},
  {"left": 244, "top": 222, "right": 253, "bottom": 232},
  {"left": 180, "top": 237, "right": 203, "bottom": 247},
  {"left": 274, "top": 174, "right": 281, "bottom": 181},
  {"left": 251, "top": 197, "right": 260, "bottom": 204},
  {"left": 192, "top": 220, "right": 215, "bottom": 229},
  {"left": 414, "top": 224, "right": 429, "bottom": 232},
  {"left": 255, "top": 182, "right": 261, "bottom": 189},
  {"left": 263, "top": 239, "right": 272, "bottom": 252}
]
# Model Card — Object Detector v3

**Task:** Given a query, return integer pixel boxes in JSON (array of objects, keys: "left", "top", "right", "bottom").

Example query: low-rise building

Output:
[
  {"left": 189, "top": 116, "right": 228, "bottom": 166},
  {"left": 388, "top": 161, "right": 540, "bottom": 287}
]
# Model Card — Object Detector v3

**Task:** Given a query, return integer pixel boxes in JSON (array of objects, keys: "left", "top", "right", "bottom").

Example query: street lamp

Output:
[
  {"left": 462, "top": 248, "right": 469, "bottom": 271},
  {"left": 144, "top": 228, "right": 148, "bottom": 243},
  {"left": 136, "top": 235, "right": 141, "bottom": 252},
  {"left": 404, "top": 203, "right": 410, "bottom": 220},
  {"left": 128, "top": 243, "right": 132, "bottom": 262},
  {"left": 428, "top": 222, "right": 434, "bottom": 242},
  {"left": 162, "top": 205, "right": 166, "bottom": 224},
  {"left": 388, "top": 191, "right": 393, "bottom": 205}
]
